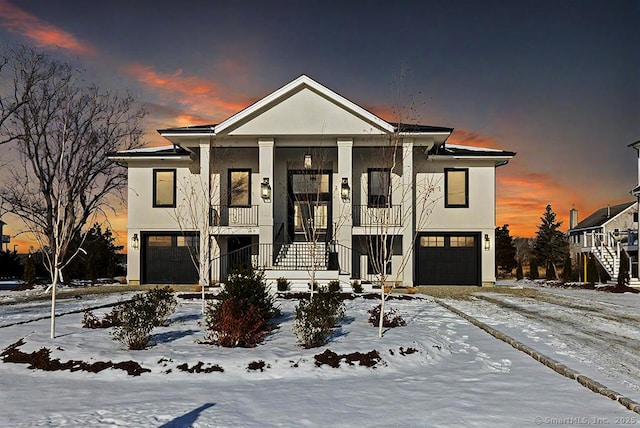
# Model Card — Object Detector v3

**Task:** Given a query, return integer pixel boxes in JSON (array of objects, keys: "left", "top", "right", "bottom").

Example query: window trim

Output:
[
  {"left": 444, "top": 168, "right": 469, "bottom": 208},
  {"left": 152, "top": 169, "right": 176, "bottom": 208},
  {"left": 228, "top": 168, "right": 252, "bottom": 207},
  {"left": 367, "top": 168, "right": 391, "bottom": 208}
]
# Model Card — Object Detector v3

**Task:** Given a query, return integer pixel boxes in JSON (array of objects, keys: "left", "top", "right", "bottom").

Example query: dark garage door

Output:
[
  {"left": 415, "top": 233, "right": 480, "bottom": 285},
  {"left": 142, "top": 233, "right": 199, "bottom": 284}
]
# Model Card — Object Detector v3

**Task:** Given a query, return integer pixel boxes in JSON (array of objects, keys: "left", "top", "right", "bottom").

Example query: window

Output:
[
  {"left": 153, "top": 169, "right": 176, "bottom": 207},
  {"left": 445, "top": 168, "right": 468, "bottom": 208},
  {"left": 420, "top": 236, "right": 444, "bottom": 247},
  {"left": 368, "top": 168, "right": 390, "bottom": 207},
  {"left": 229, "top": 169, "right": 251, "bottom": 207},
  {"left": 450, "top": 236, "right": 475, "bottom": 247}
]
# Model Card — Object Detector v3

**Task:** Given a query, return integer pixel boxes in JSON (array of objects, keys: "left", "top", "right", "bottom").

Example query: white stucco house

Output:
[
  {"left": 109, "top": 75, "right": 515, "bottom": 289},
  {"left": 567, "top": 202, "right": 638, "bottom": 283}
]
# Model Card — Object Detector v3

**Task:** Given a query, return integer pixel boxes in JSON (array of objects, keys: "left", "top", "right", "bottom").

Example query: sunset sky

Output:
[{"left": 0, "top": 0, "right": 638, "bottom": 252}]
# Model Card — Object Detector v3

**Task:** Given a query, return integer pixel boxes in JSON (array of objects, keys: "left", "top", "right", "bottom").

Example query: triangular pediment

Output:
[{"left": 216, "top": 75, "right": 393, "bottom": 136}]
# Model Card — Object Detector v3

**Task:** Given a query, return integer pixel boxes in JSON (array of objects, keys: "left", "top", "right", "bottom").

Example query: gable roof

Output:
[
  {"left": 570, "top": 201, "right": 636, "bottom": 231},
  {"left": 214, "top": 75, "right": 395, "bottom": 135},
  {"left": 157, "top": 76, "right": 454, "bottom": 141}
]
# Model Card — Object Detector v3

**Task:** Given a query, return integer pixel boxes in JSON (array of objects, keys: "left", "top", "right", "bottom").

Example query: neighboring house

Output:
[
  {"left": 109, "top": 75, "right": 515, "bottom": 289},
  {"left": 567, "top": 202, "right": 639, "bottom": 284}
]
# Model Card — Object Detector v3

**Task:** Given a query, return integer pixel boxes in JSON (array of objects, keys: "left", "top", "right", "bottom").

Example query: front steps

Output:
[{"left": 264, "top": 270, "right": 354, "bottom": 292}]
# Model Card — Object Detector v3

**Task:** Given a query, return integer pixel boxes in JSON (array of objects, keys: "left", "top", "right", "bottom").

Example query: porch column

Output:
[
  {"left": 199, "top": 142, "right": 211, "bottom": 286},
  {"left": 402, "top": 140, "right": 414, "bottom": 287},
  {"left": 336, "top": 138, "right": 353, "bottom": 273},
  {"left": 258, "top": 139, "right": 274, "bottom": 247}
]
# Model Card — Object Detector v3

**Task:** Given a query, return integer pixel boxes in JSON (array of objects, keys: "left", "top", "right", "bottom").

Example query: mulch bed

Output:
[
  {"left": 314, "top": 349, "right": 383, "bottom": 368},
  {"left": 1, "top": 338, "right": 150, "bottom": 376}
]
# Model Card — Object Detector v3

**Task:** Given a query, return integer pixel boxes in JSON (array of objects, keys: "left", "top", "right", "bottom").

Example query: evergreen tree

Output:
[
  {"left": 64, "top": 223, "right": 124, "bottom": 280},
  {"left": 530, "top": 257, "right": 539, "bottom": 280},
  {"left": 533, "top": 205, "right": 569, "bottom": 280},
  {"left": 495, "top": 224, "right": 517, "bottom": 276},
  {"left": 0, "top": 250, "right": 22, "bottom": 278}
]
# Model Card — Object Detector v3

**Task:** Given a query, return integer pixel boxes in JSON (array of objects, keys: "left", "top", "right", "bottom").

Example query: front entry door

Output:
[{"left": 288, "top": 171, "right": 332, "bottom": 242}]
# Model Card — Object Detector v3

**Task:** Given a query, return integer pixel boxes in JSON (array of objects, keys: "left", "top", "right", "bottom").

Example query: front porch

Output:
[
  {"left": 209, "top": 239, "right": 396, "bottom": 292},
  {"left": 575, "top": 230, "right": 640, "bottom": 286}
]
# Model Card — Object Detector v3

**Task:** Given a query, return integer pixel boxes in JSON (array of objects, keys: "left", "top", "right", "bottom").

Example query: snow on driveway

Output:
[{"left": 0, "top": 287, "right": 637, "bottom": 427}]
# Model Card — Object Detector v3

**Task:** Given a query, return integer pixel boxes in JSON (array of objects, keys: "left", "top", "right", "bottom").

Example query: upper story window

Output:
[
  {"left": 445, "top": 168, "right": 468, "bottom": 208},
  {"left": 368, "top": 168, "right": 390, "bottom": 207},
  {"left": 229, "top": 169, "right": 251, "bottom": 207},
  {"left": 153, "top": 169, "right": 176, "bottom": 207}
]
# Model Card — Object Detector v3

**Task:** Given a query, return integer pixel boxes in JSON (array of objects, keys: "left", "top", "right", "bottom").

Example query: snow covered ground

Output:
[{"left": 0, "top": 283, "right": 639, "bottom": 427}]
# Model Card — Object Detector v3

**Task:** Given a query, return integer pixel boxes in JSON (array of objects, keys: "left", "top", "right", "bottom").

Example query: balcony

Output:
[
  {"left": 210, "top": 205, "right": 259, "bottom": 227},
  {"left": 352, "top": 205, "right": 402, "bottom": 227}
]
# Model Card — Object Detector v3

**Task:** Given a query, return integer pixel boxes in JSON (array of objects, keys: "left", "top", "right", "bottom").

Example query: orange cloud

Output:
[
  {"left": 122, "top": 63, "right": 254, "bottom": 125},
  {"left": 0, "top": 1, "right": 95, "bottom": 55},
  {"left": 496, "top": 168, "right": 584, "bottom": 237}
]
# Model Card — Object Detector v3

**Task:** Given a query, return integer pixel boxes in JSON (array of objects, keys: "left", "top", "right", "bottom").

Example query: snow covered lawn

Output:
[{"left": 0, "top": 287, "right": 637, "bottom": 427}]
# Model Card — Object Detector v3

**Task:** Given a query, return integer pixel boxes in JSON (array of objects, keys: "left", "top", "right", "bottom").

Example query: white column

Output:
[
  {"left": 199, "top": 142, "right": 211, "bottom": 286},
  {"left": 336, "top": 139, "right": 353, "bottom": 273},
  {"left": 258, "top": 139, "right": 274, "bottom": 246},
  {"left": 402, "top": 140, "right": 414, "bottom": 287}
]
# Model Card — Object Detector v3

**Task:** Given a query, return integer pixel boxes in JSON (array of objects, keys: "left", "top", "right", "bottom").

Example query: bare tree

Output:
[
  {"left": 0, "top": 46, "right": 147, "bottom": 338},
  {"left": 361, "top": 70, "right": 441, "bottom": 337},
  {"left": 172, "top": 142, "right": 230, "bottom": 313}
]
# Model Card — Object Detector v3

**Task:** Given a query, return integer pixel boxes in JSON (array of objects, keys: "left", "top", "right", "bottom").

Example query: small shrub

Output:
[
  {"left": 276, "top": 277, "right": 290, "bottom": 292},
  {"left": 112, "top": 294, "right": 157, "bottom": 350},
  {"left": 204, "top": 266, "right": 277, "bottom": 348},
  {"left": 328, "top": 280, "right": 341, "bottom": 293},
  {"left": 308, "top": 281, "right": 319, "bottom": 292},
  {"left": 219, "top": 266, "right": 279, "bottom": 320},
  {"left": 205, "top": 297, "right": 267, "bottom": 347},
  {"left": 82, "top": 309, "right": 120, "bottom": 329},
  {"left": 293, "top": 287, "right": 345, "bottom": 348},
  {"left": 368, "top": 304, "right": 406, "bottom": 328},
  {"left": 351, "top": 280, "right": 362, "bottom": 293},
  {"left": 146, "top": 286, "right": 177, "bottom": 326}
]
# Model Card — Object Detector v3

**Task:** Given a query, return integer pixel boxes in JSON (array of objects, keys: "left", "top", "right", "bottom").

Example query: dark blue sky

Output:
[{"left": 1, "top": 0, "right": 638, "bottom": 242}]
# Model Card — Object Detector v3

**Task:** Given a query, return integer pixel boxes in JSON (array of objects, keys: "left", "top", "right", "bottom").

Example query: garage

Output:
[
  {"left": 415, "top": 232, "right": 480, "bottom": 285},
  {"left": 142, "top": 232, "right": 199, "bottom": 284}
]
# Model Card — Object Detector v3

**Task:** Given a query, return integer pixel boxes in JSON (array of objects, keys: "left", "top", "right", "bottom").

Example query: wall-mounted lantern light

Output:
[
  {"left": 341, "top": 177, "right": 351, "bottom": 202},
  {"left": 484, "top": 234, "right": 491, "bottom": 251},
  {"left": 304, "top": 153, "right": 312, "bottom": 169},
  {"left": 261, "top": 177, "right": 272, "bottom": 202},
  {"left": 131, "top": 233, "right": 139, "bottom": 250}
]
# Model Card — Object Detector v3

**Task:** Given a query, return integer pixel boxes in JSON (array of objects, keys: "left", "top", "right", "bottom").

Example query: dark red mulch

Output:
[
  {"left": 314, "top": 349, "right": 383, "bottom": 368},
  {"left": 399, "top": 347, "right": 418, "bottom": 356},
  {"left": 1, "top": 339, "right": 150, "bottom": 376},
  {"left": 176, "top": 361, "right": 224, "bottom": 373},
  {"left": 247, "top": 360, "right": 269, "bottom": 372}
]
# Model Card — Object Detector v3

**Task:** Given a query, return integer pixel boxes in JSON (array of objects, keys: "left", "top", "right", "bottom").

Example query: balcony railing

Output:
[
  {"left": 210, "top": 205, "right": 258, "bottom": 227},
  {"left": 352, "top": 205, "right": 402, "bottom": 227}
]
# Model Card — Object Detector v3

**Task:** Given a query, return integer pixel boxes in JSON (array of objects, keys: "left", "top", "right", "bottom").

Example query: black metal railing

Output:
[
  {"left": 211, "top": 241, "right": 360, "bottom": 280},
  {"left": 210, "top": 205, "right": 258, "bottom": 226},
  {"left": 352, "top": 205, "right": 402, "bottom": 226}
]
